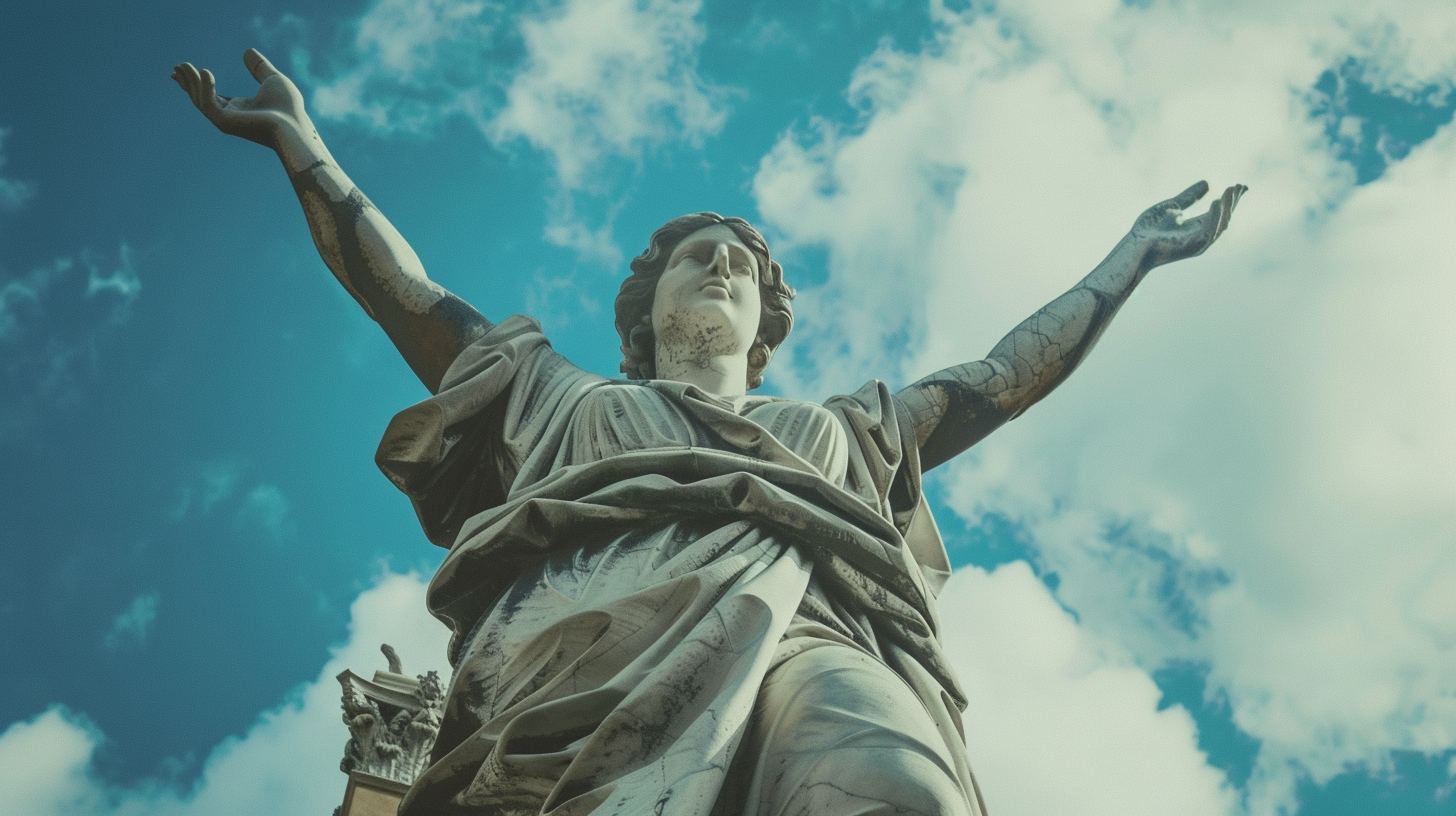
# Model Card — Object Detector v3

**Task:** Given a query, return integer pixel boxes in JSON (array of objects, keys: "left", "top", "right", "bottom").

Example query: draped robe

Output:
[{"left": 375, "top": 316, "right": 986, "bottom": 816}]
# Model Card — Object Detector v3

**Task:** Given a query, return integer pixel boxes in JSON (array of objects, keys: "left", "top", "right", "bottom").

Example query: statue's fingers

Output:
[
  {"left": 172, "top": 63, "right": 201, "bottom": 100},
  {"left": 197, "top": 68, "right": 233, "bottom": 118},
  {"left": 244, "top": 48, "right": 282, "bottom": 83},
  {"left": 1206, "top": 199, "right": 1226, "bottom": 245},
  {"left": 1226, "top": 184, "right": 1247, "bottom": 214},
  {"left": 1213, "top": 186, "right": 1237, "bottom": 237},
  {"left": 200, "top": 68, "right": 219, "bottom": 102},
  {"left": 1168, "top": 180, "right": 1209, "bottom": 211},
  {"left": 179, "top": 64, "right": 218, "bottom": 114}
]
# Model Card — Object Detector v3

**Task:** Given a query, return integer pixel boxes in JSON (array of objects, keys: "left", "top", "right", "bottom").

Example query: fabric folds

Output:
[{"left": 376, "top": 316, "right": 984, "bottom": 816}]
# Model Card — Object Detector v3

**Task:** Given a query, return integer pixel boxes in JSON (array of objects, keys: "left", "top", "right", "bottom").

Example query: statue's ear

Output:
[
  {"left": 748, "top": 342, "right": 770, "bottom": 371},
  {"left": 626, "top": 316, "right": 656, "bottom": 380},
  {"left": 747, "top": 341, "right": 772, "bottom": 390},
  {"left": 630, "top": 316, "right": 654, "bottom": 349}
]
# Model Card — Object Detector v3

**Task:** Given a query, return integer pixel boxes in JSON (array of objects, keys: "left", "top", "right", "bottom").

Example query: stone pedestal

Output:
[
  {"left": 338, "top": 771, "right": 410, "bottom": 816},
  {"left": 335, "top": 645, "right": 444, "bottom": 814}
]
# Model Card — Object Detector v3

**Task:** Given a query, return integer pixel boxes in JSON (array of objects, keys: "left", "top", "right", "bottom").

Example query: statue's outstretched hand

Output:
[
  {"left": 1132, "top": 181, "right": 1247, "bottom": 269},
  {"left": 172, "top": 49, "right": 307, "bottom": 150}
]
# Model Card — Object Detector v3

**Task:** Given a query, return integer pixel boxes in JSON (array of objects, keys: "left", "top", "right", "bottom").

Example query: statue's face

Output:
[{"left": 651, "top": 224, "right": 762, "bottom": 362}]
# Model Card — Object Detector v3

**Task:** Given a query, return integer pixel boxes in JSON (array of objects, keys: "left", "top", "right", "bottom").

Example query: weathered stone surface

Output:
[{"left": 337, "top": 644, "right": 443, "bottom": 786}]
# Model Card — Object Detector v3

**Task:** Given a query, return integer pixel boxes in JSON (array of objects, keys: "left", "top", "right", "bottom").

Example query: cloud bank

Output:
[
  {"left": 312, "top": 0, "right": 724, "bottom": 179},
  {"left": 755, "top": 1, "right": 1456, "bottom": 812},
  {"left": 943, "top": 563, "right": 1237, "bottom": 816}
]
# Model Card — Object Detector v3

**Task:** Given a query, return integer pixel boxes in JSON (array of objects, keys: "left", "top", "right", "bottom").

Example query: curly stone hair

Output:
[{"left": 614, "top": 213, "right": 795, "bottom": 390}]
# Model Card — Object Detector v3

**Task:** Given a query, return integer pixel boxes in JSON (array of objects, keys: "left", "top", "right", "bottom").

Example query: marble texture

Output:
[{"left": 375, "top": 316, "right": 978, "bottom": 814}]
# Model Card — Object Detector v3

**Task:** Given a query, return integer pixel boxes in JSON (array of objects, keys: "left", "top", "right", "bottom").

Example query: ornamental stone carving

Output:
[{"left": 337, "top": 644, "right": 444, "bottom": 785}]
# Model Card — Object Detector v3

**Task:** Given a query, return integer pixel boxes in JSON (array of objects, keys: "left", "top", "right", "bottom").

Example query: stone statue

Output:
[{"left": 174, "top": 49, "right": 1242, "bottom": 816}]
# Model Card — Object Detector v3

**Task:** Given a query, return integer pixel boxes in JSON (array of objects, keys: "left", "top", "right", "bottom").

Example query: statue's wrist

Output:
[
  {"left": 274, "top": 121, "right": 330, "bottom": 171},
  {"left": 1118, "top": 232, "right": 1158, "bottom": 278}
]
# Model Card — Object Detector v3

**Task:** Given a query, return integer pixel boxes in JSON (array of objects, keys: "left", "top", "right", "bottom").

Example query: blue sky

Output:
[{"left": 2, "top": 1, "right": 1454, "bottom": 814}]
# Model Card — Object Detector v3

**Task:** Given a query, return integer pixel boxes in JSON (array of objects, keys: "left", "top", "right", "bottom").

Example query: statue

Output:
[{"left": 174, "top": 49, "right": 1243, "bottom": 816}]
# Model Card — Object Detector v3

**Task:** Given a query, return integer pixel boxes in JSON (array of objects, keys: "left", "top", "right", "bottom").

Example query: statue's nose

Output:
[{"left": 710, "top": 245, "right": 732, "bottom": 278}]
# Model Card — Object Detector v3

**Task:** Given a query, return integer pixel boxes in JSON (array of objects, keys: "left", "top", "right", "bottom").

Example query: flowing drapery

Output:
[{"left": 376, "top": 316, "right": 984, "bottom": 815}]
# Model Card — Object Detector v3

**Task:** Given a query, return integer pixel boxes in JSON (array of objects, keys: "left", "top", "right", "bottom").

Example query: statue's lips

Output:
[{"left": 699, "top": 280, "right": 731, "bottom": 298}]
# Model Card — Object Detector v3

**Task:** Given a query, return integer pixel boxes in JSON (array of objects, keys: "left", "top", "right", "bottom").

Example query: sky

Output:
[{"left": 1, "top": 1, "right": 1453, "bottom": 814}]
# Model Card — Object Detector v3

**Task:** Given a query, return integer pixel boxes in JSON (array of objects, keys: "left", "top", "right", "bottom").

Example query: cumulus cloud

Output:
[
  {"left": 0, "top": 708, "right": 103, "bottom": 816},
  {"left": 306, "top": 0, "right": 724, "bottom": 188},
  {"left": 0, "top": 572, "right": 449, "bottom": 816},
  {"left": 103, "top": 593, "right": 160, "bottom": 651},
  {"left": 305, "top": 0, "right": 505, "bottom": 134},
  {"left": 754, "top": 1, "right": 1456, "bottom": 813},
  {"left": 296, "top": 0, "right": 725, "bottom": 264},
  {"left": 489, "top": 0, "right": 726, "bottom": 190},
  {"left": 940, "top": 563, "right": 1237, "bottom": 816}
]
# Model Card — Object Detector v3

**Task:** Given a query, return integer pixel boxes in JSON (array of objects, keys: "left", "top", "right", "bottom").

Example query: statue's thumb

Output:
[{"left": 245, "top": 49, "right": 280, "bottom": 83}]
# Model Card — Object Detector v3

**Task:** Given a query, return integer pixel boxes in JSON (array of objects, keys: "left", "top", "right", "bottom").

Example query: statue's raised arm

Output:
[
  {"left": 173, "top": 49, "right": 491, "bottom": 393},
  {"left": 899, "top": 181, "right": 1245, "bottom": 471}
]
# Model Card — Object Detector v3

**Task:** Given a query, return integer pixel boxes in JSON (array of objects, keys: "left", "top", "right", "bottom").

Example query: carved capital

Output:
[{"left": 337, "top": 644, "right": 445, "bottom": 785}]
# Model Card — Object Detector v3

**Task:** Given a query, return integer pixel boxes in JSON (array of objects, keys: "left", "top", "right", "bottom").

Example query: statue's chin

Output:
[{"left": 654, "top": 305, "right": 755, "bottom": 364}]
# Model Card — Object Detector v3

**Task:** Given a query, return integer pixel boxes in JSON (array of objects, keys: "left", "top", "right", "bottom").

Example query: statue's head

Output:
[{"left": 615, "top": 213, "right": 794, "bottom": 390}]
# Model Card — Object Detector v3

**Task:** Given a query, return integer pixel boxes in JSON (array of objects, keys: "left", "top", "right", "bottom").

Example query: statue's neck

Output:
[{"left": 653, "top": 348, "right": 747, "bottom": 398}]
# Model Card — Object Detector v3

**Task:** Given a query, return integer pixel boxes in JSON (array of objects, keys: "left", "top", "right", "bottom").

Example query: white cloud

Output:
[
  {"left": 0, "top": 125, "right": 142, "bottom": 438},
  {"left": 103, "top": 593, "right": 160, "bottom": 651},
  {"left": 300, "top": 0, "right": 725, "bottom": 264},
  {"left": 0, "top": 708, "right": 106, "bottom": 816},
  {"left": 309, "top": 0, "right": 725, "bottom": 190},
  {"left": 754, "top": 2, "right": 1456, "bottom": 813},
  {"left": 542, "top": 216, "right": 623, "bottom": 267},
  {"left": 490, "top": 0, "right": 726, "bottom": 190},
  {"left": 0, "top": 260, "right": 59, "bottom": 344},
  {"left": 307, "top": 0, "right": 504, "bottom": 134},
  {"left": 524, "top": 266, "right": 607, "bottom": 338},
  {"left": 0, "top": 572, "right": 450, "bottom": 816},
  {"left": 940, "top": 563, "right": 1237, "bottom": 816},
  {"left": 0, "top": 127, "right": 34, "bottom": 212},
  {"left": 87, "top": 256, "right": 142, "bottom": 301}
]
